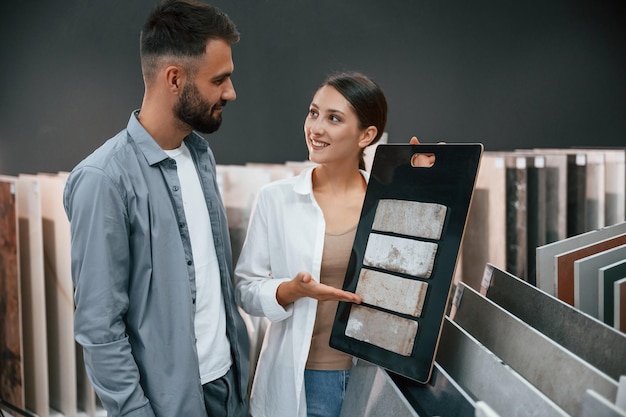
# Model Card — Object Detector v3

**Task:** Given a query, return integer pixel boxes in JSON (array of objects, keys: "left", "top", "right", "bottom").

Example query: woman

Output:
[{"left": 235, "top": 72, "right": 389, "bottom": 417}]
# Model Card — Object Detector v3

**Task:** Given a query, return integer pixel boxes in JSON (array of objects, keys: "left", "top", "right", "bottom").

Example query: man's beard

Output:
[{"left": 174, "top": 81, "right": 225, "bottom": 134}]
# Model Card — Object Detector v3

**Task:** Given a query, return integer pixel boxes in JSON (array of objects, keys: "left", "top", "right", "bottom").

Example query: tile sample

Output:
[
  {"left": 437, "top": 318, "right": 569, "bottom": 417},
  {"left": 371, "top": 199, "right": 447, "bottom": 240},
  {"left": 461, "top": 152, "right": 507, "bottom": 289},
  {"left": 616, "top": 278, "right": 626, "bottom": 333},
  {"left": 481, "top": 263, "right": 626, "bottom": 381},
  {"left": 536, "top": 221, "right": 626, "bottom": 296},
  {"left": 17, "top": 174, "right": 50, "bottom": 417},
  {"left": 574, "top": 244, "right": 626, "bottom": 318},
  {"left": 556, "top": 232, "right": 626, "bottom": 306},
  {"left": 531, "top": 150, "right": 568, "bottom": 244},
  {"left": 602, "top": 150, "right": 625, "bottom": 226},
  {"left": 580, "top": 389, "right": 626, "bottom": 417},
  {"left": 505, "top": 155, "right": 528, "bottom": 280},
  {"left": 598, "top": 259, "right": 626, "bottom": 325},
  {"left": 38, "top": 173, "right": 78, "bottom": 417},
  {"left": 453, "top": 281, "right": 618, "bottom": 417},
  {"left": 0, "top": 177, "right": 25, "bottom": 410},
  {"left": 524, "top": 154, "right": 547, "bottom": 286},
  {"left": 363, "top": 233, "right": 437, "bottom": 278},
  {"left": 579, "top": 150, "right": 606, "bottom": 231},
  {"left": 565, "top": 152, "right": 587, "bottom": 237},
  {"left": 355, "top": 269, "right": 428, "bottom": 317},
  {"left": 345, "top": 305, "right": 417, "bottom": 356},
  {"left": 331, "top": 143, "right": 483, "bottom": 383}
]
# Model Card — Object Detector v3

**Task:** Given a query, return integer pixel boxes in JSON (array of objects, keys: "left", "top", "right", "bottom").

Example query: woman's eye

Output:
[
  {"left": 309, "top": 109, "right": 318, "bottom": 118},
  {"left": 330, "top": 115, "right": 341, "bottom": 122}
]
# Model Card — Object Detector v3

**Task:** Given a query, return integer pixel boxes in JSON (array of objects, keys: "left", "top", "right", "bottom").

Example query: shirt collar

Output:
[
  {"left": 292, "top": 166, "right": 370, "bottom": 195},
  {"left": 127, "top": 110, "right": 208, "bottom": 166}
]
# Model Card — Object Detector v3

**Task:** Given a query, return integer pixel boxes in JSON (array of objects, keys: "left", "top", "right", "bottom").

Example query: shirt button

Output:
[
  {"left": 187, "top": 260, "right": 192, "bottom": 265},
  {"left": 179, "top": 223, "right": 185, "bottom": 228},
  {"left": 173, "top": 186, "right": 179, "bottom": 191}
]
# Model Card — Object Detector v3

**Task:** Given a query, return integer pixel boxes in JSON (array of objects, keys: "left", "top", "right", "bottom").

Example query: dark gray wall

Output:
[{"left": 1, "top": 0, "right": 624, "bottom": 176}]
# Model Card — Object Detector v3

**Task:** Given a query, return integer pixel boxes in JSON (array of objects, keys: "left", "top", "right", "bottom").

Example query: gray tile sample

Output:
[
  {"left": 339, "top": 360, "right": 421, "bottom": 417},
  {"left": 535, "top": 221, "right": 626, "bottom": 296},
  {"left": 574, "top": 243, "right": 626, "bottom": 318},
  {"left": 598, "top": 259, "right": 626, "bottom": 325},
  {"left": 453, "top": 281, "right": 618, "bottom": 417},
  {"left": 581, "top": 389, "right": 626, "bottom": 417},
  {"left": 616, "top": 278, "right": 626, "bottom": 333},
  {"left": 355, "top": 269, "right": 428, "bottom": 317},
  {"left": 363, "top": 233, "right": 437, "bottom": 278},
  {"left": 389, "top": 362, "right": 477, "bottom": 417},
  {"left": 437, "top": 318, "right": 569, "bottom": 417},
  {"left": 372, "top": 199, "right": 447, "bottom": 240},
  {"left": 480, "top": 263, "right": 626, "bottom": 381},
  {"left": 345, "top": 305, "right": 418, "bottom": 356}
]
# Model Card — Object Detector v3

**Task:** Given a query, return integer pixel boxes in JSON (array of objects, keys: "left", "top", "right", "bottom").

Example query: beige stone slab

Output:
[
  {"left": 363, "top": 233, "right": 437, "bottom": 278},
  {"left": 371, "top": 199, "right": 447, "bottom": 240},
  {"left": 345, "top": 305, "right": 417, "bottom": 356},
  {"left": 355, "top": 269, "right": 428, "bottom": 317},
  {"left": 17, "top": 174, "right": 50, "bottom": 417}
]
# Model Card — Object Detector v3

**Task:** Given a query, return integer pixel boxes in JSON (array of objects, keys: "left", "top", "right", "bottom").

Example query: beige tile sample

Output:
[
  {"left": 355, "top": 269, "right": 428, "bottom": 317},
  {"left": 345, "top": 305, "right": 417, "bottom": 356},
  {"left": 372, "top": 199, "right": 447, "bottom": 240},
  {"left": 363, "top": 233, "right": 437, "bottom": 278}
]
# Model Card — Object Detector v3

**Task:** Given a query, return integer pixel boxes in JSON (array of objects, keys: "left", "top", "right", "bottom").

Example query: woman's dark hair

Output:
[
  {"left": 140, "top": 0, "right": 239, "bottom": 81},
  {"left": 321, "top": 72, "right": 388, "bottom": 170}
]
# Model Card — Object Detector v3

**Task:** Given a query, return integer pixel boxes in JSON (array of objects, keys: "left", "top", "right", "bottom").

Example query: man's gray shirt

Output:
[{"left": 63, "top": 112, "right": 249, "bottom": 417}]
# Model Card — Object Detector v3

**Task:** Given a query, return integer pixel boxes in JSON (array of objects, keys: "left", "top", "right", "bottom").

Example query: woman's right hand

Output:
[{"left": 276, "top": 272, "right": 362, "bottom": 307}]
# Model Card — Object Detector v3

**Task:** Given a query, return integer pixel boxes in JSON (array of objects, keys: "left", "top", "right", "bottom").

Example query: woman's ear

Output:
[{"left": 358, "top": 126, "right": 378, "bottom": 148}]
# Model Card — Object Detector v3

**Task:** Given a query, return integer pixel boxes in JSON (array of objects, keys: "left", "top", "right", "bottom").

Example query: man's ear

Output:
[
  {"left": 165, "top": 65, "right": 185, "bottom": 92},
  {"left": 358, "top": 126, "right": 378, "bottom": 148}
]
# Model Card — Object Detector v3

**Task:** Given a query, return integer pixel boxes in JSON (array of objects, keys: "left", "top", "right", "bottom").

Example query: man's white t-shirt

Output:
[{"left": 164, "top": 142, "right": 231, "bottom": 384}]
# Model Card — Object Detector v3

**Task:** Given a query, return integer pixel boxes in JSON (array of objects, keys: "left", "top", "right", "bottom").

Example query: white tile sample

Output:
[
  {"left": 363, "top": 233, "right": 437, "bottom": 278},
  {"left": 345, "top": 305, "right": 417, "bottom": 356},
  {"left": 355, "top": 269, "right": 428, "bottom": 317},
  {"left": 615, "top": 278, "right": 626, "bottom": 333},
  {"left": 372, "top": 199, "right": 447, "bottom": 240}
]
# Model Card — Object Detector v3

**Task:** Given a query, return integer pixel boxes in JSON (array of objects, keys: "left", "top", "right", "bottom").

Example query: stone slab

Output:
[
  {"left": 616, "top": 278, "right": 626, "bottom": 333},
  {"left": 355, "top": 269, "right": 428, "bottom": 317},
  {"left": 345, "top": 305, "right": 418, "bottom": 356},
  {"left": 371, "top": 199, "right": 447, "bottom": 240},
  {"left": 574, "top": 244, "right": 626, "bottom": 318},
  {"left": 556, "top": 232, "right": 626, "bottom": 306},
  {"left": 598, "top": 259, "right": 626, "bottom": 325},
  {"left": 339, "top": 360, "right": 419, "bottom": 417},
  {"left": 461, "top": 152, "right": 507, "bottom": 289},
  {"left": 536, "top": 221, "right": 626, "bottom": 296},
  {"left": 390, "top": 362, "right": 476, "bottom": 417},
  {"left": 38, "top": 173, "right": 78, "bottom": 417},
  {"left": 452, "top": 281, "right": 618, "bottom": 416},
  {"left": 505, "top": 155, "right": 528, "bottom": 280},
  {"left": 363, "top": 233, "right": 438, "bottom": 278},
  {"left": 480, "top": 263, "right": 626, "bottom": 381},
  {"left": 17, "top": 174, "right": 50, "bottom": 417},
  {"left": 437, "top": 317, "right": 569, "bottom": 417},
  {"left": 581, "top": 389, "right": 626, "bottom": 417},
  {"left": 0, "top": 177, "right": 24, "bottom": 411}
]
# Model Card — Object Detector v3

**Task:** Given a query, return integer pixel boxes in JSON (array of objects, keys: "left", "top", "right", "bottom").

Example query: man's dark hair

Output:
[{"left": 140, "top": 0, "right": 239, "bottom": 81}]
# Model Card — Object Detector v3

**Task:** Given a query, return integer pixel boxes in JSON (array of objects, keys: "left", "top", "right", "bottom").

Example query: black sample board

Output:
[{"left": 330, "top": 143, "right": 483, "bottom": 383}]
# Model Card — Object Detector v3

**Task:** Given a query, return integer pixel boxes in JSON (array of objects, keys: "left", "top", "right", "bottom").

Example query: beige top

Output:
[{"left": 306, "top": 226, "right": 357, "bottom": 370}]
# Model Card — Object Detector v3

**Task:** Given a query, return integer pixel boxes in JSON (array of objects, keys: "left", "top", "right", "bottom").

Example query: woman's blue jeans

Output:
[{"left": 304, "top": 369, "right": 351, "bottom": 417}]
